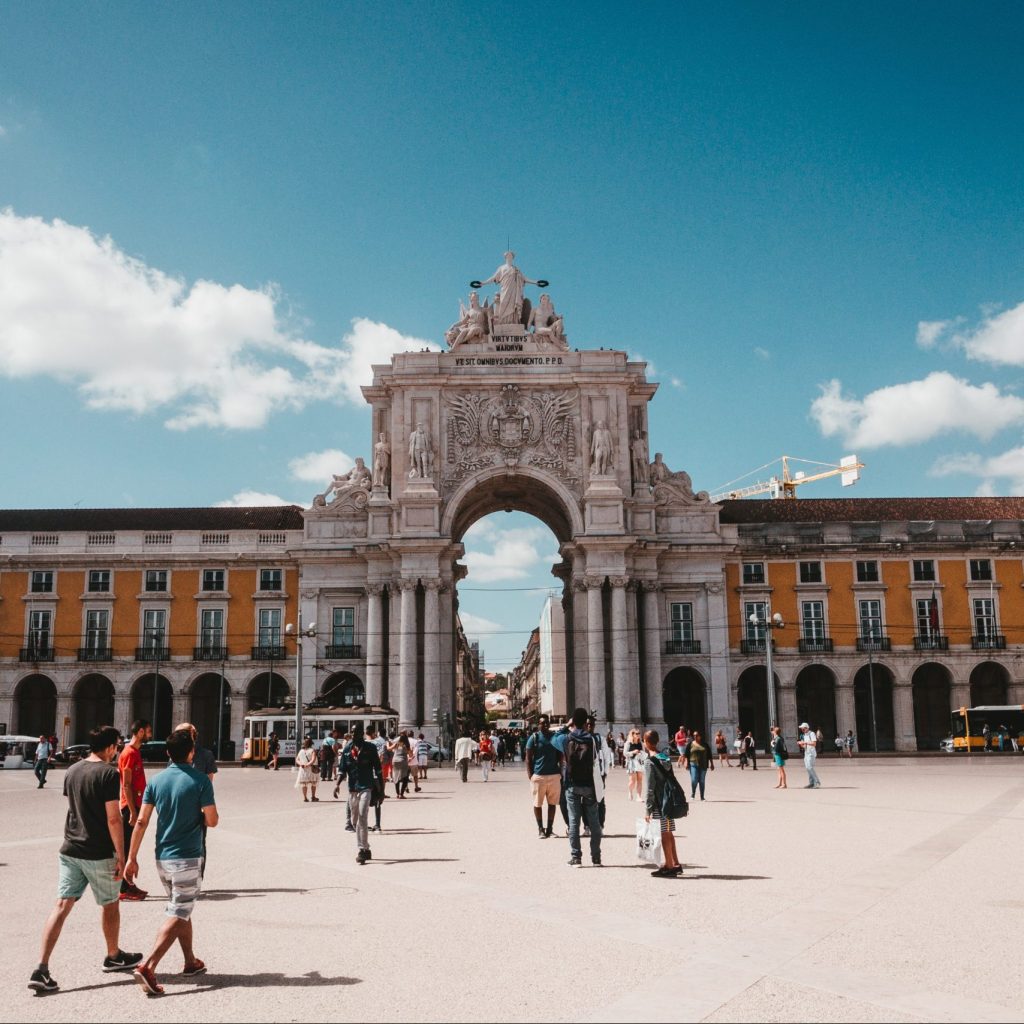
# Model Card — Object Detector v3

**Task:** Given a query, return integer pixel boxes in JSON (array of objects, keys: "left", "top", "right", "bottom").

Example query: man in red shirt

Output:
[{"left": 118, "top": 720, "right": 151, "bottom": 901}]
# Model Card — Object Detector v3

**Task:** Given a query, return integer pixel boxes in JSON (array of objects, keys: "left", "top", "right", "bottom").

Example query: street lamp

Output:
[
  {"left": 749, "top": 606, "right": 784, "bottom": 736},
  {"left": 285, "top": 621, "right": 317, "bottom": 752}
]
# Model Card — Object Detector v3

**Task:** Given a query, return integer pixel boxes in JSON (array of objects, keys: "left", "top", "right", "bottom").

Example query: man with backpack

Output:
[
  {"left": 340, "top": 724, "right": 382, "bottom": 865},
  {"left": 553, "top": 708, "right": 603, "bottom": 868}
]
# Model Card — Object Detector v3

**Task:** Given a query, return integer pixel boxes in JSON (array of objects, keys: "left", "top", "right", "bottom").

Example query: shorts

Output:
[
  {"left": 773, "top": 754, "right": 785, "bottom": 767},
  {"left": 530, "top": 774, "right": 561, "bottom": 807},
  {"left": 416, "top": 755, "right": 428, "bottom": 768},
  {"left": 156, "top": 857, "right": 203, "bottom": 920},
  {"left": 651, "top": 811, "right": 675, "bottom": 834},
  {"left": 57, "top": 853, "right": 120, "bottom": 906}
]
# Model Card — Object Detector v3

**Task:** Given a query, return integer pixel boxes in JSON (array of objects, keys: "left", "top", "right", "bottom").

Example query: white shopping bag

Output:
[{"left": 635, "top": 817, "right": 663, "bottom": 866}]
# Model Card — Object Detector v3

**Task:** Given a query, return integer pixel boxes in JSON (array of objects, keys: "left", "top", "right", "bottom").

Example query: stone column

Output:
[
  {"left": 586, "top": 575, "right": 607, "bottom": 719},
  {"left": 609, "top": 577, "right": 631, "bottom": 726},
  {"left": 625, "top": 581, "right": 641, "bottom": 721},
  {"left": 398, "top": 579, "right": 418, "bottom": 728},
  {"left": 893, "top": 682, "right": 917, "bottom": 752},
  {"left": 572, "top": 578, "right": 589, "bottom": 713},
  {"left": 778, "top": 682, "right": 798, "bottom": 747},
  {"left": 423, "top": 580, "right": 442, "bottom": 737},
  {"left": 56, "top": 695, "right": 73, "bottom": 747},
  {"left": 951, "top": 682, "right": 970, "bottom": 714},
  {"left": 642, "top": 582, "right": 664, "bottom": 727},
  {"left": 364, "top": 584, "right": 384, "bottom": 706},
  {"left": 0, "top": 696, "right": 14, "bottom": 736},
  {"left": 835, "top": 682, "right": 856, "bottom": 738},
  {"left": 114, "top": 693, "right": 132, "bottom": 735}
]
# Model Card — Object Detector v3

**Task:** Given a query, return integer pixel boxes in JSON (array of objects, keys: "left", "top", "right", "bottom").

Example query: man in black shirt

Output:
[{"left": 28, "top": 725, "right": 142, "bottom": 994}]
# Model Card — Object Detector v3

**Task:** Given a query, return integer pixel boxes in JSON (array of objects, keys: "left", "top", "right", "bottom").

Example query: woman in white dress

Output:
[{"left": 295, "top": 737, "right": 319, "bottom": 802}]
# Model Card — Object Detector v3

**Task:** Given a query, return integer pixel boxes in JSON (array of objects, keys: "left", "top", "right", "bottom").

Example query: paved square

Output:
[{"left": 3, "top": 755, "right": 1022, "bottom": 1022}]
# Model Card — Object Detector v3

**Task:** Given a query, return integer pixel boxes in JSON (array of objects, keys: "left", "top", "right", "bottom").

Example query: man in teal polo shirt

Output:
[
  {"left": 125, "top": 729, "right": 218, "bottom": 996},
  {"left": 525, "top": 715, "right": 563, "bottom": 839}
]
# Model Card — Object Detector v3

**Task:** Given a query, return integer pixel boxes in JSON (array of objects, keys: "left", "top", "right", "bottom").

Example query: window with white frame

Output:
[
  {"left": 87, "top": 570, "right": 111, "bottom": 593},
  {"left": 200, "top": 608, "right": 224, "bottom": 651},
  {"left": 259, "top": 568, "right": 283, "bottom": 591},
  {"left": 742, "top": 562, "right": 765, "bottom": 585},
  {"left": 28, "top": 609, "right": 52, "bottom": 652},
  {"left": 31, "top": 570, "right": 54, "bottom": 593},
  {"left": 856, "top": 560, "right": 879, "bottom": 583},
  {"left": 973, "top": 597, "right": 997, "bottom": 639},
  {"left": 142, "top": 609, "right": 166, "bottom": 650},
  {"left": 744, "top": 601, "right": 767, "bottom": 641},
  {"left": 84, "top": 609, "right": 109, "bottom": 652},
  {"left": 332, "top": 607, "right": 355, "bottom": 648},
  {"left": 258, "top": 607, "right": 282, "bottom": 647},
  {"left": 799, "top": 561, "right": 823, "bottom": 584},
  {"left": 202, "top": 569, "right": 226, "bottom": 592},
  {"left": 145, "top": 570, "right": 168, "bottom": 592},
  {"left": 913, "top": 559, "right": 936, "bottom": 582},
  {"left": 916, "top": 597, "right": 939, "bottom": 636},
  {"left": 670, "top": 602, "right": 694, "bottom": 642},
  {"left": 859, "top": 600, "right": 883, "bottom": 639},
  {"left": 801, "top": 601, "right": 826, "bottom": 640},
  {"left": 969, "top": 559, "right": 993, "bottom": 582}
]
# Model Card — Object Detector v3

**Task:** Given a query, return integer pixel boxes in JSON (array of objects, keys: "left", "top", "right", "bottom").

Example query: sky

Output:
[{"left": 1, "top": 1, "right": 1023, "bottom": 674}]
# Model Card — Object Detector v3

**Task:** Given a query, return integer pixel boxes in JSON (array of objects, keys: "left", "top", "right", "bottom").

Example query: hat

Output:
[{"left": 799, "top": 722, "right": 809, "bottom": 729}]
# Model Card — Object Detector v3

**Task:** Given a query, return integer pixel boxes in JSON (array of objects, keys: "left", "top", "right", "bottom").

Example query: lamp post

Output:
[
  {"left": 217, "top": 655, "right": 226, "bottom": 760},
  {"left": 749, "top": 605, "right": 784, "bottom": 739},
  {"left": 285, "top": 620, "right": 317, "bottom": 753}
]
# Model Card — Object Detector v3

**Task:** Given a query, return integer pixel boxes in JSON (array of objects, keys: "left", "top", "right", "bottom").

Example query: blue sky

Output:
[{"left": 2, "top": 2, "right": 1023, "bottom": 673}]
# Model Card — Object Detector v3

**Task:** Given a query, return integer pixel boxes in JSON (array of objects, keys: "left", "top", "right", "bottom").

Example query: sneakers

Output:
[
  {"left": 28, "top": 968, "right": 58, "bottom": 993},
  {"left": 651, "top": 866, "right": 682, "bottom": 878},
  {"left": 119, "top": 885, "right": 147, "bottom": 902},
  {"left": 103, "top": 950, "right": 143, "bottom": 972},
  {"left": 544, "top": 828, "right": 554, "bottom": 838},
  {"left": 537, "top": 829, "right": 546, "bottom": 839},
  {"left": 133, "top": 964, "right": 164, "bottom": 996},
  {"left": 567, "top": 857, "right": 582, "bottom": 868},
  {"left": 592, "top": 858, "right": 603, "bottom": 867},
  {"left": 345, "top": 823, "right": 355, "bottom": 832},
  {"left": 181, "top": 959, "right": 207, "bottom": 977},
  {"left": 356, "top": 849, "right": 368, "bottom": 865}
]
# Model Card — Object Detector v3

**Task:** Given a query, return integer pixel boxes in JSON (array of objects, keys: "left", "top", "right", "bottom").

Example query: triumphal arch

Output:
[{"left": 299, "top": 253, "right": 733, "bottom": 736}]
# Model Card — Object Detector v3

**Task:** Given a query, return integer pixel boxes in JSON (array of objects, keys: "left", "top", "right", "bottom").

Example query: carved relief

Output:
[{"left": 649, "top": 453, "right": 710, "bottom": 507}]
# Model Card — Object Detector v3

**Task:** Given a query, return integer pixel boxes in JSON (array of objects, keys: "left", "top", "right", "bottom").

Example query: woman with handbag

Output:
[
  {"left": 624, "top": 728, "right": 645, "bottom": 801},
  {"left": 770, "top": 725, "right": 788, "bottom": 789},
  {"left": 294, "top": 737, "right": 319, "bottom": 802},
  {"left": 390, "top": 734, "right": 411, "bottom": 798},
  {"left": 642, "top": 729, "right": 683, "bottom": 878}
]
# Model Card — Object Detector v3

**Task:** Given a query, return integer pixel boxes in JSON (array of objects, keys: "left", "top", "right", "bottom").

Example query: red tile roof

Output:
[{"left": 717, "top": 497, "right": 1024, "bottom": 524}]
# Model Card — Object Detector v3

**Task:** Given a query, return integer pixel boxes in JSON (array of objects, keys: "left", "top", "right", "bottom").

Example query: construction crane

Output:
[{"left": 710, "top": 455, "right": 864, "bottom": 502}]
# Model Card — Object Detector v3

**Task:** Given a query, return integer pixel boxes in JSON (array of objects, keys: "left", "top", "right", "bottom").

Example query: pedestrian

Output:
[
  {"left": 391, "top": 733, "right": 411, "bottom": 797},
  {"left": 454, "top": 732, "right": 475, "bottom": 782},
  {"left": 294, "top": 737, "right": 319, "bottom": 802},
  {"left": 34, "top": 734, "right": 52, "bottom": 788},
  {"left": 586, "top": 714, "right": 609, "bottom": 829},
  {"left": 736, "top": 731, "right": 747, "bottom": 768},
  {"left": 982, "top": 723, "right": 992, "bottom": 753},
  {"left": 605, "top": 729, "right": 617, "bottom": 769},
  {"left": 265, "top": 731, "right": 280, "bottom": 770},
  {"left": 525, "top": 714, "right": 563, "bottom": 838},
  {"left": 494, "top": 730, "right": 504, "bottom": 768},
  {"left": 683, "top": 729, "right": 714, "bottom": 800},
  {"left": 845, "top": 730, "right": 855, "bottom": 757},
  {"left": 743, "top": 731, "right": 758, "bottom": 770},
  {"left": 365, "top": 725, "right": 387, "bottom": 832},
  {"left": 319, "top": 732, "right": 337, "bottom": 782},
  {"left": 834, "top": 734, "right": 845, "bottom": 756},
  {"left": 478, "top": 730, "right": 494, "bottom": 781},
  {"left": 643, "top": 729, "right": 683, "bottom": 878},
  {"left": 715, "top": 729, "right": 731, "bottom": 767},
  {"left": 415, "top": 732, "right": 430, "bottom": 786},
  {"left": 117, "top": 719, "right": 151, "bottom": 902},
  {"left": 380, "top": 732, "right": 395, "bottom": 784},
  {"left": 125, "top": 729, "right": 217, "bottom": 996},
  {"left": 770, "top": 725, "right": 788, "bottom": 789},
  {"left": 674, "top": 725, "right": 688, "bottom": 766},
  {"left": 340, "top": 724, "right": 382, "bottom": 865},
  {"left": 625, "top": 727, "right": 645, "bottom": 801},
  {"left": 28, "top": 725, "right": 143, "bottom": 994},
  {"left": 798, "top": 722, "right": 821, "bottom": 788},
  {"left": 552, "top": 708, "right": 603, "bottom": 868},
  {"left": 815, "top": 727, "right": 826, "bottom": 756},
  {"left": 173, "top": 723, "right": 217, "bottom": 876}
]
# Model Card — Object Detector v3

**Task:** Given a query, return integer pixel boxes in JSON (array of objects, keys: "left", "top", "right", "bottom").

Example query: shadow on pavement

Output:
[
  {"left": 200, "top": 888, "right": 310, "bottom": 900},
  {"left": 372, "top": 857, "right": 459, "bottom": 865},
  {"left": 687, "top": 873, "right": 770, "bottom": 881},
  {"left": 380, "top": 828, "right": 450, "bottom": 835},
  {"left": 167, "top": 971, "right": 360, "bottom": 989}
]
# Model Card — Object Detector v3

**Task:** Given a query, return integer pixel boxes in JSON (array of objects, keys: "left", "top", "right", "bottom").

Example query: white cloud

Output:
[
  {"left": 916, "top": 319, "right": 955, "bottom": 349},
  {"left": 0, "top": 210, "right": 434, "bottom": 430},
  {"left": 754, "top": 346, "right": 771, "bottom": 360},
  {"left": 931, "top": 446, "right": 1024, "bottom": 495},
  {"left": 629, "top": 350, "right": 683, "bottom": 391},
  {"left": 458, "top": 611, "right": 505, "bottom": 638},
  {"left": 463, "top": 524, "right": 559, "bottom": 582},
  {"left": 215, "top": 490, "right": 303, "bottom": 507},
  {"left": 810, "top": 372, "right": 1024, "bottom": 449},
  {"left": 956, "top": 300, "right": 1024, "bottom": 366},
  {"left": 288, "top": 448, "right": 354, "bottom": 483}
]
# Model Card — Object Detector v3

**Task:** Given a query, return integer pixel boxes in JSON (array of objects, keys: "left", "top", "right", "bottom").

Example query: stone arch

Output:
[
  {"left": 15, "top": 674, "right": 56, "bottom": 737},
  {"left": 795, "top": 665, "right": 837, "bottom": 745},
  {"left": 442, "top": 466, "right": 584, "bottom": 543},
  {"left": 130, "top": 673, "right": 173, "bottom": 739},
  {"left": 662, "top": 667, "right": 707, "bottom": 738},
  {"left": 969, "top": 661, "right": 1009, "bottom": 707},
  {"left": 736, "top": 665, "right": 779, "bottom": 750},
  {"left": 189, "top": 672, "right": 232, "bottom": 752},
  {"left": 246, "top": 671, "right": 290, "bottom": 711},
  {"left": 321, "top": 671, "right": 366, "bottom": 708},
  {"left": 72, "top": 673, "right": 115, "bottom": 743},
  {"left": 911, "top": 662, "right": 953, "bottom": 752},
  {"left": 853, "top": 662, "right": 896, "bottom": 751}
]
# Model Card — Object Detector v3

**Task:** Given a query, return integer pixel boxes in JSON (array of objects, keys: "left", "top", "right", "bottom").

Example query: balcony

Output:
[
  {"left": 194, "top": 645, "right": 228, "bottom": 661},
  {"left": 972, "top": 634, "right": 1007, "bottom": 650},
  {"left": 325, "top": 644, "right": 362, "bottom": 660},
  {"left": 914, "top": 634, "right": 949, "bottom": 651},
  {"left": 740, "top": 638, "right": 774, "bottom": 655},
  {"left": 664, "top": 638, "right": 702, "bottom": 655},
  {"left": 251, "top": 644, "right": 286, "bottom": 661},
  {"left": 19, "top": 646, "right": 54, "bottom": 662},
  {"left": 799, "top": 637, "right": 834, "bottom": 654},
  {"left": 135, "top": 646, "right": 170, "bottom": 662},
  {"left": 77, "top": 647, "right": 112, "bottom": 662},
  {"left": 856, "top": 636, "right": 892, "bottom": 652}
]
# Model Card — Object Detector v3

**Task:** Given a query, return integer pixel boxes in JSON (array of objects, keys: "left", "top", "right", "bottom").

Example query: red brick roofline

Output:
[
  {"left": 717, "top": 497, "right": 1024, "bottom": 524},
  {"left": 0, "top": 506, "right": 305, "bottom": 532}
]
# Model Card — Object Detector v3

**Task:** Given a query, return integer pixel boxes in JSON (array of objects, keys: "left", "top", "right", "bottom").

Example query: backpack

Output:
[
  {"left": 566, "top": 734, "right": 595, "bottom": 787},
  {"left": 652, "top": 757, "right": 689, "bottom": 819},
  {"left": 776, "top": 737, "right": 789, "bottom": 761}
]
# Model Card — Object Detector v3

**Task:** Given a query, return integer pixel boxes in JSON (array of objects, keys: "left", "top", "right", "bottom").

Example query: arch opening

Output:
[
  {"left": 15, "top": 674, "right": 56, "bottom": 738},
  {"left": 912, "top": 662, "right": 952, "bottom": 752},
  {"left": 662, "top": 667, "right": 707, "bottom": 738},
  {"left": 247, "top": 671, "right": 289, "bottom": 711},
  {"left": 73, "top": 674, "right": 115, "bottom": 743},
  {"left": 795, "top": 665, "right": 837, "bottom": 745},
  {"left": 970, "top": 661, "right": 1009, "bottom": 707},
  {"left": 736, "top": 666, "right": 779, "bottom": 750},
  {"left": 131, "top": 674, "right": 173, "bottom": 739},
  {"left": 853, "top": 663, "right": 895, "bottom": 751},
  {"left": 189, "top": 673, "right": 232, "bottom": 754},
  {"left": 320, "top": 672, "right": 365, "bottom": 708}
]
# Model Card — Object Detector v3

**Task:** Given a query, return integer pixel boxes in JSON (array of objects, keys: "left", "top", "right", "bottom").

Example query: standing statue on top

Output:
[
  {"left": 478, "top": 251, "right": 540, "bottom": 326},
  {"left": 590, "top": 420, "right": 615, "bottom": 476}
]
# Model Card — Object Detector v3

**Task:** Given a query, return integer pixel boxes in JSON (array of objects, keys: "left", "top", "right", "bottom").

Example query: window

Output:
[
  {"left": 744, "top": 601, "right": 767, "bottom": 641},
  {"left": 916, "top": 597, "right": 939, "bottom": 636},
  {"left": 799, "top": 561, "right": 823, "bottom": 584},
  {"left": 200, "top": 609, "right": 224, "bottom": 651},
  {"left": 801, "top": 601, "right": 826, "bottom": 640},
  {"left": 202, "top": 569, "right": 226, "bottom": 592},
  {"left": 28, "top": 610, "right": 52, "bottom": 652},
  {"left": 742, "top": 562, "right": 765, "bottom": 585},
  {"left": 332, "top": 606, "right": 355, "bottom": 647},
  {"left": 859, "top": 600, "right": 882, "bottom": 640},
  {"left": 969, "top": 559, "right": 993, "bottom": 582},
  {"left": 973, "top": 598, "right": 997, "bottom": 640},
  {"left": 142, "top": 609, "right": 166, "bottom": 650},
  {"left": 912, "top": 559, "right": 936, "bottom": 582},
  {"left": 258, "top": 607, "right": 282, "bottom": 647},
  {"left": 84, "top": 609, "right": 109, "bottom": 652},
  {"left": 87, "top": 570, "right": 111, "bottom": 593},
  {"left": 670, "top": 602, "right": 694, "bottom": 643},
  {"left": 145, "top": 570, "right": 168, "bottom": 592},
  {"left": 856, "top": 560, "right": 879, "bottom": 583},
  {"left": 31, "top": 570, "right": 54, "bottom": 593},
  {"left": 259, "top": 568, "right": 283, "bottom": 592}
]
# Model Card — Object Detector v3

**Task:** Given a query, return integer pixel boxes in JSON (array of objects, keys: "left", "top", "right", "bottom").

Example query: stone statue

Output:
[
  {"left": 445, "top": 291, "right": 490, "bottom": 348},
  {"left": 590, "top": 420, "right": 614, "bottom": 476},
  {"left": 648, "top": 452, "right": 710, "bottom": 505},
  {"left": 372, "top": 432, "right": 391, "bottom": 490},
  {"left": 630, "top": 429, "right": 649, "bottom": 493},
  {"left": 649, "top": 452, "right": 669, "bottom": 486},
  {"left": 528, "top": 293, "right": 566, "bottom": 347},
  {"left": 479, "top": 251, "right": 538, "bottom": 325},
  {"left": 408, "top": 422, "right": 433, "bottom": 479},
  {"left": 315, "top": 456, "right": 371, "bottom": 506}
]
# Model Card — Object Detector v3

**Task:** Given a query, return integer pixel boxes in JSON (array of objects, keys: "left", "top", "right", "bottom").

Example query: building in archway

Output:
[{"left": 2, "top": 256, "right": 1024, "bottom": 753}]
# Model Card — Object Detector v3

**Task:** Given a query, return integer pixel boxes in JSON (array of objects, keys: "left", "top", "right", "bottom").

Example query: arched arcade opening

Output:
[
  {"left": 970, "top": 661, "right": 1009, "bottom": 707},
  {"left": 912, "top": 662, "right": 952, "bottom": 751},
  {"left": 854, "top": 663, "right": 895, "bottom": 751},
  {"left": 736, "top": 666, "right": 779, "bottom": 750},
  {"left": 73, "top": 674, "right": 114, "bottom": 743},
  {"left": 15, "top": 674, "right": 56, "bottom": 738},
  {"left": 795, "top": 665, "right": 837, "bottom": 745},
  {"left": 320, "top": 672, "right": 366, "bottom": 707},
  {"left": 247, "top": 671, "right": 290, "bottom": 710},
  {"left": 189, "top": 673, "right": 231, "bottom": 754},
  {"left": 131, "top": 674, "right": 173, "bottom": 738},
  {"left": 662, "top": 667, "right": 707, "bottom": 738}
]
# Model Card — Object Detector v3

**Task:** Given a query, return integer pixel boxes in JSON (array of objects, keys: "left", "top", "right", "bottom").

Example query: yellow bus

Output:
[{"left": 944, "top": 706, "right": 1024, "bottom": 752}]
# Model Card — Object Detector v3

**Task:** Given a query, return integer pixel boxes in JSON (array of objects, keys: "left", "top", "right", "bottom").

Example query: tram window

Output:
[
  {"left": 334, "top": 720, "right": 348, "bottom": 735},
  {"left": 286, "top": 722, "right": 296, "bottom": 741}
]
